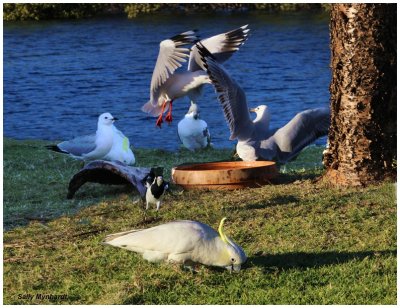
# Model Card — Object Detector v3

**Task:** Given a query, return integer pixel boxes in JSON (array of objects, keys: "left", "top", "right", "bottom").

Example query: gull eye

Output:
[
  {"left": 231, "top": 258, "right": 236, "bottom": 263},
  {"left": 105, "top": 116, "right": 108, "bottom": 119}
]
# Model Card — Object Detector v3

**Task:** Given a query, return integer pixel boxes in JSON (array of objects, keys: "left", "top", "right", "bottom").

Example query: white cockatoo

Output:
[{"left": 103, "top": 217, "right": 247, "bottom": 271}]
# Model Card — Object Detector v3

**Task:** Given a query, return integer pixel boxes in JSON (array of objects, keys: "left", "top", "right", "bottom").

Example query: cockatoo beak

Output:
[{"left": 226, "top": 264, "right": 241, "bottom": 272}]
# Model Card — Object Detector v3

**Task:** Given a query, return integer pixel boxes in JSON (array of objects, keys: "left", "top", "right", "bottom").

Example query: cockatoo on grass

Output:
[{"left": 103, "top": 217, "right": 247, "bottom": 271}]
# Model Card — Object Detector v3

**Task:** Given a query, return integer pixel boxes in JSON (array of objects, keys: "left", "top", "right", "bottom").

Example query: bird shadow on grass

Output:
[{"left": 246, "top": 250, "right": 396, "bottom": 272}]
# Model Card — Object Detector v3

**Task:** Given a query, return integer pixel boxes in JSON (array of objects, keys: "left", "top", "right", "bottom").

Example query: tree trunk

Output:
[{"left": 323, "top": 3, "right": 396, "bottom": 186}]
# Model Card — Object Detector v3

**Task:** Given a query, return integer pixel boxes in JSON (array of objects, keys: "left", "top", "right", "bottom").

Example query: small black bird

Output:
[{"left": 145, "top": 175, "right": 169, "bottom": 210}]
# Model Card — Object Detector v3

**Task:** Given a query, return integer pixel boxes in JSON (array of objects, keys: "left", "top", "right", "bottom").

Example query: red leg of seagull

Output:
[
  {"left": 164, "top": 100, "right": 174, "bottom": 124},
  {"left": 155, "top": 101, "right": 167, "bottom": 128}
]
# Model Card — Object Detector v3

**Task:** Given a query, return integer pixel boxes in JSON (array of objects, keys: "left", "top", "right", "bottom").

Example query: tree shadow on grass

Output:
[
  {"left": 123, "top": 295, "right": 146, "bottom": 305},
  {"left": 271, "top": 172, "right": 323, "bottom": 185},
  {"left": 246, "top": 250, "right": 396, "bottom": 272},
  {"left": 245, "top": 195, "right": 300, "bottom": 210},
  {"left": 3, "top": 184, "right": 140, "bottom": 231}
]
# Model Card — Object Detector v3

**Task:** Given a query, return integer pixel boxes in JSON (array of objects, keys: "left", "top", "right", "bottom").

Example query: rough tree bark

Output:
[{"left": 323, "top": 3, "right": 396, "bottom": 186}]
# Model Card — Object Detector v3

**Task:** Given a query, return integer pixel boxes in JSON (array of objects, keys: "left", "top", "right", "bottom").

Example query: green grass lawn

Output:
[{"left": 3, "top": 138, "right": 396, "bottom": 304}]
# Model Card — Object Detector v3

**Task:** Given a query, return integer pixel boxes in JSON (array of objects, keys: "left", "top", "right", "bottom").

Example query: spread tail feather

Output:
[{"left": 141, "top": 100, "right": 170, "bottom": 117}]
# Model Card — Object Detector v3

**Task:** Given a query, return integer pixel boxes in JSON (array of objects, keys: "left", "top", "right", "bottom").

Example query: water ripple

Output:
[{"left": 4, "top": 13, "right": 330, "bottom": 151}]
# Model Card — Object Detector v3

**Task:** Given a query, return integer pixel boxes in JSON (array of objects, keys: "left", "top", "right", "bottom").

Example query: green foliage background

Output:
[{"left": 4, "top": 3, "right": 331, "bottom": 21}]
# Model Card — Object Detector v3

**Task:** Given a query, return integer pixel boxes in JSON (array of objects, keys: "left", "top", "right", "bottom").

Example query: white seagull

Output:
[
  {"left": 178, "top": 102, "right": 211, "bottom": 151},
  {"left": 46, "top": 113, "right": 134, "bottom": 164},
  {"left": 198, "top": 44, "right": 330, "bottom": 163},
  {"left": 141, "top": 25, "right": 250, "bottom": 127}
]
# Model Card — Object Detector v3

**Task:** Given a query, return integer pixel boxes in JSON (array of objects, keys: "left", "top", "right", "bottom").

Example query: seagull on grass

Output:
[
  {"left": 178, "top": 102, "right": 211, "bottom": 151},
  {"left": 46, "top": 113, "right": 135, "bottom": 165},
  {"left": 198, "top": 43, "right": 330, "bottom": 163}
]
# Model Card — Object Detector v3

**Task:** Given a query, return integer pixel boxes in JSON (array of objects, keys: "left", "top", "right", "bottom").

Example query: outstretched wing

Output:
[
  {"left": 188, "top": 25, "right": 250, "bottom": 72},
  {"left": 150, "top": 30, "right": 198, "bottom": 102},
  {"left": 197, "top": 43, "right": 254, "bottom": 140},
  {"left": 260, "top": 108, "right": 330, "bottom": 163}
]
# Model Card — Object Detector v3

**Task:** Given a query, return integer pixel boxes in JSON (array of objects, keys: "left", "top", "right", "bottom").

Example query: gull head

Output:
[
  {"left": 187, "top": 102, "right": 200, "bottom": 120},
  {"left": 98, "top": 113, "right": 117, "bottom": 126},
  {"left": 249, "top": 105, "right": 268, "bottom": 116},
  {"left": 249, "top": 105, "right": 270, "bottom": 124}
]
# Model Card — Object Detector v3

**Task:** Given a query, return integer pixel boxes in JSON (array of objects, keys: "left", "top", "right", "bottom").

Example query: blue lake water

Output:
[{"left": 4, "top": 12, "right": 330, "bottom": 150}]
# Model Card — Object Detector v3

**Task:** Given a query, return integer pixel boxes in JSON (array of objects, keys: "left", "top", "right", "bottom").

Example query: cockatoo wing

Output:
[{"left": 104, "top": 220, "right": 218, "bottom": 255}]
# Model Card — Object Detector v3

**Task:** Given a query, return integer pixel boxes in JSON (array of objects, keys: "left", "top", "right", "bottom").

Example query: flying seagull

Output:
[
  {"left": 46, "top": 113, "right": 134, "bottom": 164},
  {"left": 178, "top": 102, "right": 211, "bottom": 151},
  {"left": 198, "top": 43, "right": 330, "bottom": 163},
  {"left": 141, "top": 25, "right": 250, "bottom": 127}
]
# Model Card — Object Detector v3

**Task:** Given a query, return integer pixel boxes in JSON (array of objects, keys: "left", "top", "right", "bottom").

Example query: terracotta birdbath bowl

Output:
[{"left": 171, "top": 161, "right": 278, "bottom": 190}]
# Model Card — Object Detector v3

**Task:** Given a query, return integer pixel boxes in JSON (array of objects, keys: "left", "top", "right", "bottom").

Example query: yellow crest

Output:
[{"left": 218, "top": 217, "right": 229, "bottom": 244}]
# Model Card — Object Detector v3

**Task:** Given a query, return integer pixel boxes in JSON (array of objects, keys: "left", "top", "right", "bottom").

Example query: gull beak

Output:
[
  {"left": 112, "top": 117, "right": 118, "bottom": 121},
  {"left": 249, "top": 108, "right": 256, "bottom": 113}
]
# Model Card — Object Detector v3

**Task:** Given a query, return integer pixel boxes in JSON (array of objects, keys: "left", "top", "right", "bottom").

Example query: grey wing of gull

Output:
[
  {"left": 198, "top": 43, "right": 254, "bottom": 141},
  {"left": 150, "top": 31, "right": 198, "bottom": 102},
  {"left": 58, "top": 134, "right": 97, "bottom": 157},
  {"left": 259, "top": 108, "right": 330, "bottom": 163},
  {"left": 177, "top": 127, "right": 184, "bottom": 145},
  {"left": 188, "top": 25, "right": 250, "bottom": 72}
]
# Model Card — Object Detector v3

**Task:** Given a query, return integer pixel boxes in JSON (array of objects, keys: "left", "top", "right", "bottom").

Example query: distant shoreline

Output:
[{"left": 4, "top": 3, "right": 330, "bottom": 22}]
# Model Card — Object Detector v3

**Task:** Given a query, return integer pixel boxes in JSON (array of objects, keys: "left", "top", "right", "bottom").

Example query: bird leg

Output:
[
  {"left": 155, "top": 101, "right": 167, "bottom": 128},
  {"left": 182, "top": 260, "right": 198, "bottom": 273},
  {"left": 164, "top": 100, "right": 174, "bottom": 124},
  {"left": 156, "top": 201, "right": 161, "bottom": 211},
  {"left": 145, "top": 201, "right": 149, "bottom": 210}
]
